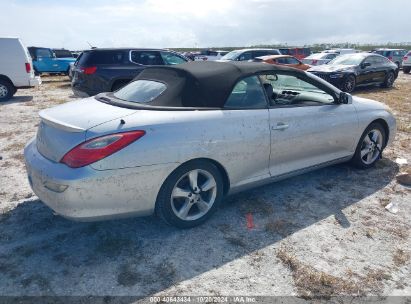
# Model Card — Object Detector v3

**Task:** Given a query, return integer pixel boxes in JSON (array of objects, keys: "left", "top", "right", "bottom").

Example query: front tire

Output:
[
  {"left": 156, "top": 160, "right": 224, "bottom": 228},
  {"left": 381, "top": 71, "right": 395, "bottom": 88},
  {"left": 341, "top": 75, "right": 356, "bottom": 93},
  {"left": 351, "top": 123, "right": 386, "bottom": 169},
  {"left": 0, "top": 79, "right": 15, "bottom": 102}
]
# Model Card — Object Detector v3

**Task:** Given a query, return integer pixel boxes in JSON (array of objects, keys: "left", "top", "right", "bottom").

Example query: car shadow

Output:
[
  {"left": 353, "top": 85, "right": 397, "bottom": 94},
  {"left": 0, "top": 159, "right": 398, "bottom": 296},
  {"left": 0, "top": 95, "right": 34, "bottom": 105}
]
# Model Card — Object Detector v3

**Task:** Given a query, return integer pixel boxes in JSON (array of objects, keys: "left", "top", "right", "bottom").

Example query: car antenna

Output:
[{"left": 86, "top": 41, "right": 97, "bottom": 49}]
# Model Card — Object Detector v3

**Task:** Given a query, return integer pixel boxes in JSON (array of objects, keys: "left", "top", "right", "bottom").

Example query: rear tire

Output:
[
  {"left": 0, "top": 79, "right": 15, "bottom": 102},
  {"left": 381, "top": 71, "right": 395, "bottom": 88},
  {"left": 351, "top": 122, "right": 386, "bottom": 169},
  {"left": 403, "top": 67, "right": 410, "bottom": 74},
  {"left": 341, "top": 75, "right": 356, "bottom": 93},
  {"left": 155, "top": 160, "right": 224, "bottom": 228}
]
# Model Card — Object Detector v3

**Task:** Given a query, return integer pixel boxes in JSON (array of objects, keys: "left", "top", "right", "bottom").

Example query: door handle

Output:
[{"left": 271, "top": 123, "right": 289, "bottom": 131}]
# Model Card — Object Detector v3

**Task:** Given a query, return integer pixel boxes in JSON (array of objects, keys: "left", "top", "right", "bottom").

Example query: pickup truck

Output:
[{"left": 28, "top": 47, "right": 76, "bottom": 75}]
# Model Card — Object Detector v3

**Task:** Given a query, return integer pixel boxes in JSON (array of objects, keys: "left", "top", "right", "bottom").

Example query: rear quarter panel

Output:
[{"left": 87, "top": 109, "right": 271, "bottom": 188}]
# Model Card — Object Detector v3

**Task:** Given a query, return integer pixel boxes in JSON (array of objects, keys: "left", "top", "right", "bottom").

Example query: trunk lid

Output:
[{"left": 36, "top": 97, "right": 137, "bottom": 162}]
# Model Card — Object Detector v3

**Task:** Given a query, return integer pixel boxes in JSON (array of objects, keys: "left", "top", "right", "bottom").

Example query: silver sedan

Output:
[{"left": 24, "top": 62, "right": 396, "bottom": 228}]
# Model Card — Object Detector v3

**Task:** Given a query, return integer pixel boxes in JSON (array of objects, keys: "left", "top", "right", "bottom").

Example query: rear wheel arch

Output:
[
  {"left": 154, "top": 158, "right": 228, "bottom": 228},
  {"left": 0, "top": 75, "right": 14, "bottom": 87},
  {"left": 172, "top": 158, "right": 231, "bottom": 195}
]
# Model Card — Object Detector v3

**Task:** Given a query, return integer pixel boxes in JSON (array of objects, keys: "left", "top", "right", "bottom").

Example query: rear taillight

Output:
[
  {"left": 60, "top": 130, "right": 145, "bottom": 168},
  {"left": 80, "top": 66, "right": 97, "bottom": 75},
  {"left": 404, "top": 56, "right": 408, "bottom": 61},
  {"left": 25, "top": 63, "right": 31, "bottom": 73},
  {"left": 312, "top": 59, "right": 318, "bottom": 65},
  {"left": 388, "top": 56, "right": 393, "bottom": 61}
]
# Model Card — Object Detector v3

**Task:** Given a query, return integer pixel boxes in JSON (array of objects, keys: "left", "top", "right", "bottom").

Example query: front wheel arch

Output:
[{"left": 370, "top": 119, "right": 389, "bottom": 148}]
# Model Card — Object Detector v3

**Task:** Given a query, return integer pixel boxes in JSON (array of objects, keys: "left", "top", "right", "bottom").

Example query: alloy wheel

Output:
[
  {"left": 170, "top": 169, "right": 217, "bottom": 221},
  {"left": 344, "top": 76, "right": 355, "bottom": 92},
  {"left": 0, "top": 84, "right": 8, "bottom": 98},
  {"left": 360, "top": 129, "right": 383, "bottom": 165},
  {"left": 386, "top": 73, "right": 394, "bottom": 87}
]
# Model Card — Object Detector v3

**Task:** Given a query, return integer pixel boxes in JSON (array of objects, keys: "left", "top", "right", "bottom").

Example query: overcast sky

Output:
[{"left": 1, "top": 0, "right": 410, "bottom": 50}]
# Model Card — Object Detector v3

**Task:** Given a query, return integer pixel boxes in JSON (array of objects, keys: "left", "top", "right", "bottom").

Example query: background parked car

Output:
[
  {"left": 0, "top": 37, "right": 41, "bottom": 102},
  {"left": 372, "top": 48, "right": 408, "bottom": 68},
  {"left": 52, "top": 48, "right": 74, "bottom": 58},
  {"left": 254, "top": 55, "right": 311, "bottom": 70},
  {"left": 302, "top": 52, "right": 339, "bottom": 66},
  {"left": 194, "top": 49, "right": 229, "bottom": 61},
  {"left": 28, "top": 47, "right": 76, "bottom": 75},
  {"left": 308, "top": 53, "right": 398, "bottom": 92},
  {"left": 322, "top": 48, "right": 357, "bottom": 55},
  {"left": 218, "top": 48, "right": 281, "bottom": 62},
  {"left": 71, "top": 48, "right": 189, "bottom": 97},
  {"left": 402, "top": 51, "right": 411, "bottom": 74},
  {"left": 279, "top": 47, "right": 311, "bottom": 60}
]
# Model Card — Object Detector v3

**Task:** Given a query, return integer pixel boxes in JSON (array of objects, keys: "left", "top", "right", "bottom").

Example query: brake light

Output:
[
  {"left": 25, "top": 63, "right": 31, "bottom": 73},
  {"left": 312, "top": 59, "right": 318, "bottom": 65},
  {"left": 388, "top": 56, "right": 393, "bottom": 61},
  {"left": 80, "top": 66, "right": 97, "bottom": 74},
  {"left": 404, "top": 56, "right": 408, "bottom": 61},
  {"left": 60, "top": 130, "right": 145, "bottom": 168}
]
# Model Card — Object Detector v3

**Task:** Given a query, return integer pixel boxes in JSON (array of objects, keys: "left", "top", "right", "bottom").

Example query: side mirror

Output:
[{"left": 338, "top": 92, "right": 352, "bottom": 104}]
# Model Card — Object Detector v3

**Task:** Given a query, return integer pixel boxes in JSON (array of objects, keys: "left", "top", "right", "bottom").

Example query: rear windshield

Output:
[
  {"left": 53, "top": 49, "right": 73, "bottom": 58},
  {"left": 77, "top": 50, "right": 129, "bottom": 66},
  {"left": 113, "top": 80, "right": 166, "bottom": 103}
]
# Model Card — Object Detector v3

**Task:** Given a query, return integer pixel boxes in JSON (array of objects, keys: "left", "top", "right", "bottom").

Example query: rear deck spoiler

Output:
[{"left": 39, "top": 110, "right": 85, "bottom": 133}]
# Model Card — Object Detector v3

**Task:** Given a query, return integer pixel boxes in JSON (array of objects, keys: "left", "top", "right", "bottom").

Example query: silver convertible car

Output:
[{"left": 24, "top": 62, "right": 396, "bottom": 228}]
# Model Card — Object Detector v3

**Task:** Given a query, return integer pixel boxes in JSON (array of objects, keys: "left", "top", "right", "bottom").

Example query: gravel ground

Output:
[{"left": 0, "top": 74, "right": 410, "bottom": 299}]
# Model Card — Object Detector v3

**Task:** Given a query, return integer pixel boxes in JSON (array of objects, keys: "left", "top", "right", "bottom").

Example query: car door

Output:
[
  {"left": 372, "top": 56, "right": 389, "bottom": 83},
  {"left": 35, "top": 48, "right": 57, "bottom": 72},
  {"left": 259, "top": 72, "right": 358, "bottom": 177},
  {"left": 223, "top": 75, "right": 271, "bottom": 183},
  {"left": 357, "top": 56, "right": 377, "bottom": 85}
]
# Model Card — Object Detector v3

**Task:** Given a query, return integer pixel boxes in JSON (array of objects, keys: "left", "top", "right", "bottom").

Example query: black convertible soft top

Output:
[{"left": 130, "top": 61, "right": 304, "bottom": 108}]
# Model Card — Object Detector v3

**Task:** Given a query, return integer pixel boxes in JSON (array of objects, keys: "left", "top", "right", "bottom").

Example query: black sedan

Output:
[{"left": 308, "top": 53, "right": 398, "bottom": 92}]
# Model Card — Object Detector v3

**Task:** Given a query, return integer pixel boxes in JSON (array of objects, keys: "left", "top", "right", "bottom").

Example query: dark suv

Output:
[{"left": 71, "top": 48, "right": 188, "bottom": 97}]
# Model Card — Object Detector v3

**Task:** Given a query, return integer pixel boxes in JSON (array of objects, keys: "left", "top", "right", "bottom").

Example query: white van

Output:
[{"left": 0, "top": 37, "right": 41, "bottom": 102}]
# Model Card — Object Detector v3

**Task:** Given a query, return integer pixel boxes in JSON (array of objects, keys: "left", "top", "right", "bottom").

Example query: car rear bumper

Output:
[
  {"left": 29, "top": 76, "right": 42, "bottom": 87},
  {"left": 24, "top": 138, "right": 177, "bottom": 221}
]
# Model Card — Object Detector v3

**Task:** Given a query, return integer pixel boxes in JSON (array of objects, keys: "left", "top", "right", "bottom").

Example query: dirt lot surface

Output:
[{"left": 0, "top": 74, "right": 410, "bottom": 299}]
